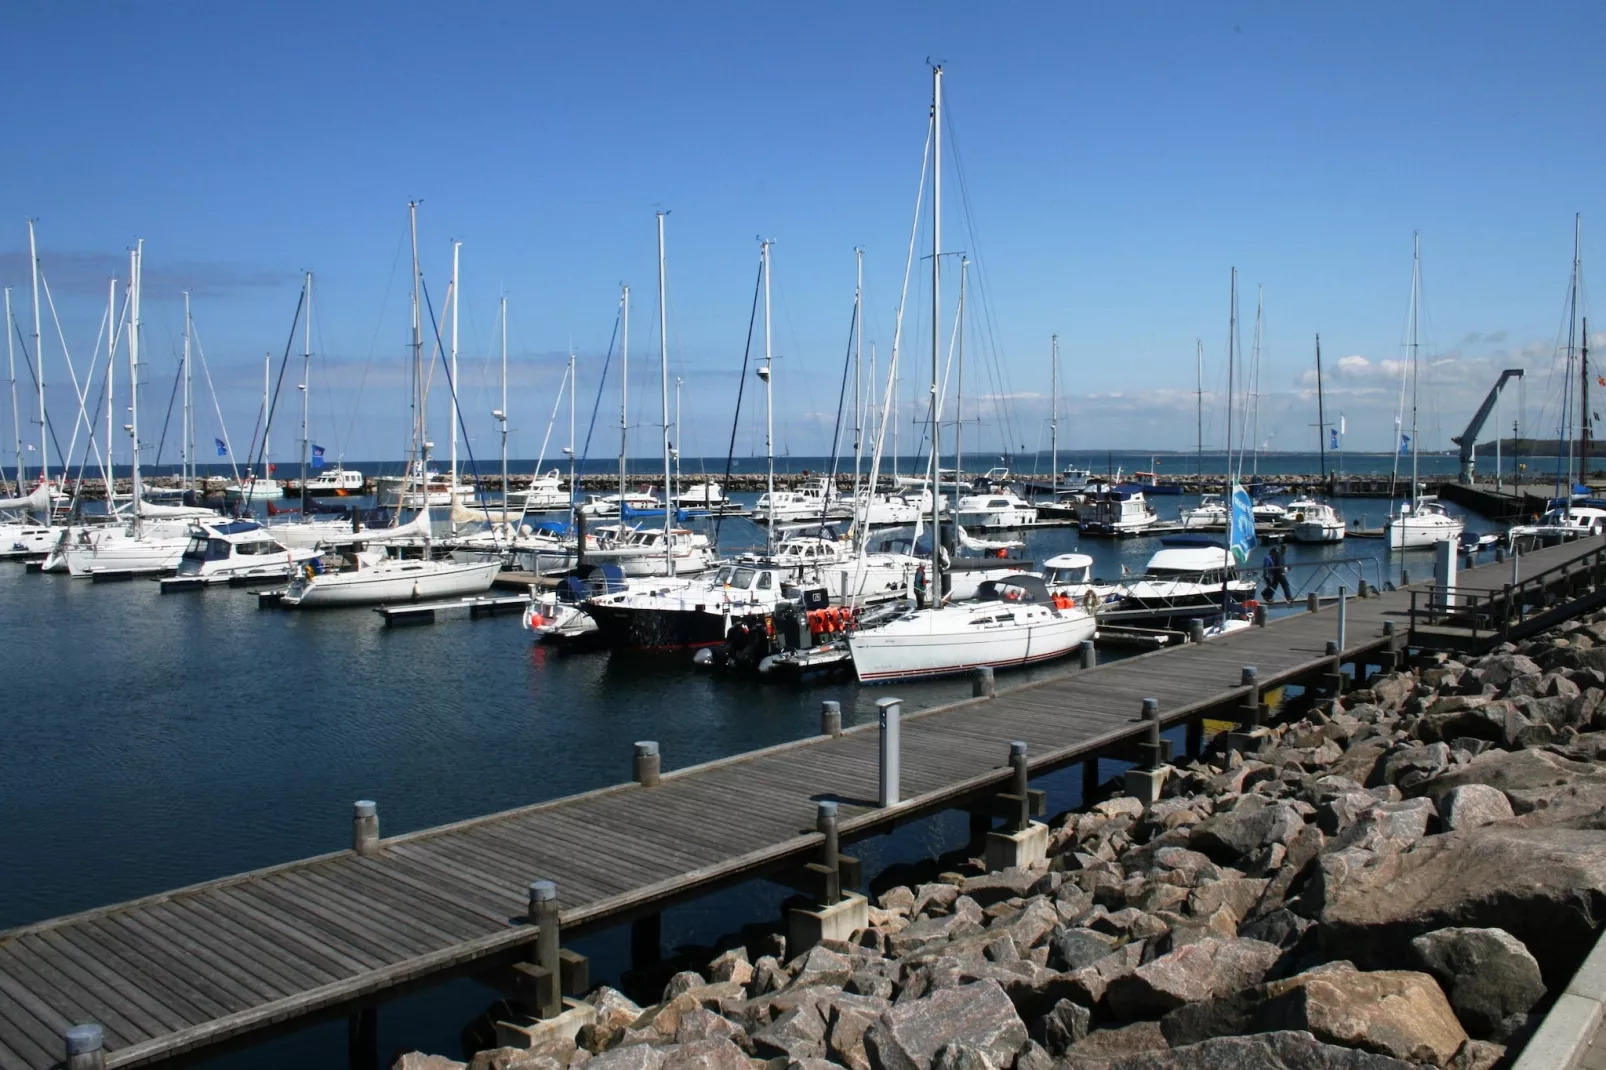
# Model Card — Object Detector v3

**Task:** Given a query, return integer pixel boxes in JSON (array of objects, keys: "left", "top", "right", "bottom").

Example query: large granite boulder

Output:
[
  {"left": 862, "top": 979, "right": 1027, "bottom": 1070},
  {"left": 1409, "top": 927, "right": 1547, "bottom": 1038},
  {"left": 1437, "top": 785, "right": 1514, "bottom": 832},
  {"left": 1256, "top": 965, "right": 1467, "bottom": 1067},
  {"left": 1189, "top": 798, "right": 1305, "bottom": 863},
  {"left": 1416, "top": 747, "right": 1606, "bottom": 818},
  {"left": 1044, "top": 1029, "right": 1424, "bottom": 1069},
  {"left": 1104, "top": 937, "right": 1282, "bottom": 1019}
]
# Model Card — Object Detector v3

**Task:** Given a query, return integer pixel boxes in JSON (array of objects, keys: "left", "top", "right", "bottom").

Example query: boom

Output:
[{"left": 1452, "top": 368, "right": 1524, "bottom": 482}]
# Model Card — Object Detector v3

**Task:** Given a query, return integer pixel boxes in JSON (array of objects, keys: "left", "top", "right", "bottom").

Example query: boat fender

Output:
[{"left": 1082, "top": 590, "right": 1097, "bottom": 614}]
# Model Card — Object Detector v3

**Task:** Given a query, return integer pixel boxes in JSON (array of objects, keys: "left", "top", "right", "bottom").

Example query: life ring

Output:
[{"left": 1082, "top": 590, "right": 1098, "bottom": 614}]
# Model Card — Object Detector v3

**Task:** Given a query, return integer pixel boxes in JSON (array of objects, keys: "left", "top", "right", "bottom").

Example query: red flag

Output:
[
  {"left": 1597, "top": 375, "right": 1604, "bottom": 388},
  {"left": 269, "top": 463, "right": 277, "bottom": 473}
]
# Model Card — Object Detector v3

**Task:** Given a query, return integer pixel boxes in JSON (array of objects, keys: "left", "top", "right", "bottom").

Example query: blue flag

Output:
[
  {"left": 311, "top": 444, "right": 325, "bottom": 469},
  {"left": 1228, "top": 482, "right": 1257, "bottom": 564},
  {"left": 1330, "top": 428, "right": 1339, "bottom": 450},
  {"left": 214, "top": 438, "right": 228, "bottom": 457},
  {"left": 1399, "top": 433, "right": 1411, "bottom": 454}
]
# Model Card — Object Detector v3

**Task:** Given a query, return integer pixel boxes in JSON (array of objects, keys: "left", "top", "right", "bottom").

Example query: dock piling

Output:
[
  {"left": 817, "top": 801, "right": 841, "bottom": 905},
  {"left": 1307, "top": 592, "right": 1320, "bottom": 613},
  {"left": 1141, "top": 698, "right": 1162, "bottom": 768},
  {"left": 1188, "top": 619, "right": 1205, "bottom": 644},
  {"left": 1008, "top": 741, "right": 1030, "bottom": 832},
  {"left": 972, "top": 665, "right": 996, "bottom": 698},
  {"left": 633, "top": 742, "right": 661, "bottom": 787},
  {"left": 819, "top": 701, "right": 842, "bottom": 738},
  {"left": 1080, "top": 639, "right": 1096, "bottom": 669},
  {"left": 526, "top": 880, "right": 562, "bottom": 1020},
  {"left": 65, "top": 1024, "right": 104, "bottom": 1070},
  {"left": 1125, "top": 698, "right": 1168, "bottom": 806},
  {"left": 1337, "top": 585, "right": 1348, "bottom": 652},
  {"left": 877, "top": 698, "right": 902, "bottom": 807},
  {"left": 352, "top": 801, "right": 379, "bottom": 856},
  {"left": 1254, "top": 603, "right": 1267, "bottom": 627}
]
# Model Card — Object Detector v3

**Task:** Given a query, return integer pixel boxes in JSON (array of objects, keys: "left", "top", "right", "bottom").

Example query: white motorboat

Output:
[
  {"left": 1118, "top": 546, "right": 1257, "bottom": 623},
  {"left": 280, "top": 548, "right": 500, "bottom": 607},
  {"left": 1076, "top": 489, "right": 1157, "bottom": 535},
  {"left": 955, "top": 488, "right": 1038, "bottom": 530},
  {"left": 222, "top": 475, "right": 283, "bottom": 502},
  {"left": 161, "top": 519, "right": 322, "bottom": 588},
  {"left": 583, "top": 525, "right": 716, "bottom": 577},
  {"left": 1042, "top": 552, "right": 1124, "bottom": 607},
  {"left": 300, "top": 467, "right": 365, "bottom": 496},
  {"left": 585, "top": 561, "right": 798, "bottom": 649},
  {"left": 1506, "top": 501, "right": 1606, "bottom": 549},
  {"left": 577, "top": 489, "right": 661, "bottom": 518},
  {"left": 1385, "top": 498, "right": 1464, "bottom": 549},
  {"left": 847, "top": 573, "right": 1098, "bottom": 683},
  {"left": 1180, "top": 494, "right": 1227, "bottom": 531},
  {"left": 1289, "top": 499, "right": 1346, "bottom": 543},
  {"left": 1252, "top": 500, "right": 1289, "bottom": 525},
  {"left": 756, "top": 478, "right": 842, "bottom": 522},
  {"left": 673, "top": 481, "right": 728, "bottom": 509},
  {"left": 505, "top": 469, "right": 570, "bottom": 511},
  {"left": 375, "top": 462, "right": 474, "bottom": 508},
  {"left": 846, "top": 491, "right": 924, "bottom": 527}
]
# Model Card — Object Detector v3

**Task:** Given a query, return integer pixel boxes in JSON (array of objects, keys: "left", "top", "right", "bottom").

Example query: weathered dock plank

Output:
[{"left": 0, "top": 537, "right": 1598, "bottom": 1070}]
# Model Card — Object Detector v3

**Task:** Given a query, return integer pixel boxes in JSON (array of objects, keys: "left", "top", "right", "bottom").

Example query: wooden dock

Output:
[{"left": 2, "top": 537, "right": 1601, "bottom": 1070}]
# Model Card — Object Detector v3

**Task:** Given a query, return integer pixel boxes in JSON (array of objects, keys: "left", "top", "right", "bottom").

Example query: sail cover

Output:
[{"left": 0, "top": 484, "right": 51, "bottom": 512}]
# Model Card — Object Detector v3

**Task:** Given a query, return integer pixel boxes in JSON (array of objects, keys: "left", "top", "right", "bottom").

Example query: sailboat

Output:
[
  {"left": 1290, "top": 333, "right": 1346, "bottom": 543},
  {"left": 1385, "top": 234, "right": 1464, "bottom": 550},
  {"left": 280, "top": 203, "right": 499, "bottom": 607},
  {"left": 224, "top": 352, "right": 284, "bottom": 502},
  {"left": 848, "top": 66, "right": 1095, "bottom": 684}
]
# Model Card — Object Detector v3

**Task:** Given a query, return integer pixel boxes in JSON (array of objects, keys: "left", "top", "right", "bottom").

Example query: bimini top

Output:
[
  {"left": 1043, "top": 552, "right": 1095, "bottom": 571},
  {"left": 976, "top": 573, "right": 1053, "bottom": 604},
  {"left": 1144, "top": 546, "right": 1235, "bottom": 574}
]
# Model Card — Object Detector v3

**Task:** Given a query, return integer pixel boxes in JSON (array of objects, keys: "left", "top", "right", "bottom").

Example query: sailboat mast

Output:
[
  {"left": 674, "top": 376, "right": 682, "bottom": 506},
  {"left": 567, "top": 351, "right": 576, "bottom": 526},
  {"left": 1315, "top": 333, "right": 1327, "bottom": 485},
  {"left": 1195, "top": 339, "right": 1203, "bottom": 481},
  {"left": 1049, "top": 333, "right": 1058, "bottom": 500},
  {"left": 450, "top": 241, "right": 460, "bottom": 496},
  {"left": 1563, "top": 215, "right": 1581, "bottom": 498},
  {"left": 408, "top": 201, "right": 429, "bottom": 547},
  {"left": 105, "top": 277, "right": 116, "bottom": 508},
  {"left": 762, "top": 239, "right": 775, "bottom": 548},
  {"left": 129, "top": 241, "right": 143, "bottom": 520},
  {"left": 1226, "top": 268, "right": 1236, "bottom": 485},
  {"left": 181, "top": 291, "right": 192, "bottom": 492},
  {"left": 1410, "top": 232, "right": 1421, "bottom": 507},
  {"left": 852, "top": 247, "right": 863, "bottom": 515},
  {"left": 929, "top": 63, "right": 943, "bottom": 595},
  {"left": 5, "top": 288, "right": 19, "bottom": 494},
  {"left": 1584, "top": 316, "right": 1592, "bottom": 489},
  {"left": 299, "top": 273, "right": 312, "bottom": 509},
  {"left": 955, "top": 256, "right": 967, "bottom": 511},
  {"left": 619, "top": 284, "right": 629, "bottom": 507},
  {"left": 656, "top": 211, "right": 672, "bottom": 576},
  {"left": 500, "top": 296, "right": 508, "bottom": 512},
  {"left": 28, "top": 222, "right": 46, "bottom": 488}
]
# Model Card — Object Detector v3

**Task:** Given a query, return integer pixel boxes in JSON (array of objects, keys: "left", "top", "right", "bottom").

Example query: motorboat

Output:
[
  {"left": 263, "top": 512, "right": 370, "bottom": 550},
  {"left": 954, "top": 487, "right": 1038, "bottom": 530},
  {"left": 279, "top": 547, "right": 500, "bottom": 607},
  {"left": 577, "top": 489, "right": 661, "bottom": 518},
  {"left": 755, "top": 478, "right": 842, "bottom": 522},
  {"left": 582, "top": 525, "right": 717, "bottom": 576},
  {"left": 1060, "top": 467, "right": 1094, "bottom": 493},
  {"left": 1042, "top": 552, "right": 1124, "bottom": 607},
  {"left": 1076, "top": 488, "right": 1157, "bottom": 536},
  {"left": 524, "top": 565, "right": 630, "bottom": 645},
  {"left": 1180, "top": 494, "right": 1227, "bottom": 531},
  {"left": 1506, "top": 500, "right": 1606, "bottom": 550},
  {"left": 847, "top": 573, "right": 1098, "bottom": 683},
  {"left": 375, "top": 462, "right": 474, "bottom": 508},
  {"left": 1252, "top": 500, "right": 1289, "bottom": 525},
  {"left": 1385, "top": 497, "right": 1464, "bottom": 550},
  {"left": 672, "top": 481, "right": 728, "bottom": 509},
  {"left": 1117, "top": 546, "right": 1257, "bottom": 624},
  {"left": 1289, "top": 499, "right": 1346, "bottom": 543},
  {"left": 585, "top": 561, "right": 799, "bottom": 650},
  {"left": 504, "top": 469, "right": 570, "bottom": 511},
  {"left": 845, "top": 491, "right": 924, "bottom": 527},
  {"left": 222, "top": 474, "right": 284, "bottom": 503},
  {"left": 160, "top": 519, "right": 322, "bottom": 588},
  {"left": 300, "top": 466, "right": 366, "bottom": 496}
]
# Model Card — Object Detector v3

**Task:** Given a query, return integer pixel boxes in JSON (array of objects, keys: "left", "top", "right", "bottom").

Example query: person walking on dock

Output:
[{"left": 1262, "top": 545, "right": 1293, "bottom": 602}]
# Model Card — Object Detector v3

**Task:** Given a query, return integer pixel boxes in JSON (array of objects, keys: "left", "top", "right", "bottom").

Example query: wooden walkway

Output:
[{"left": 2, "top": 538, "right": 1599, "bottom": 1070}]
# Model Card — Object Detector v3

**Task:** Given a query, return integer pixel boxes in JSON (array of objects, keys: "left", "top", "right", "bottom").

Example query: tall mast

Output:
[
  {"left": 619, "top": 284, "right": 629, "bottom": 507},
  {"left": 674, "top": 376, "right": 682, "bottom": 506},
  {"left": 129, "top": 241, "right": 143, "bottom": 521},
  {"left": 499, "top": 296, "right": 508, "bottom": 514},
  {"left": 1410, "top": 232, "right": 1421, "bottom": 507},
  {"left": 955, "top": 255, "right": 967, "bottom": 510},
  {"left": 929, "top": 63, "right": 943, "bottom": 597},
  {"left": 1049, "top": 333, "right": 1058, "bottom": 501},
  {"left": 28, "top": 221, "right": 46, "bottom": 488},
  {"left": 1226, "top": 268, "right": 1236, "bottom": 486},
  {"left": 105, "top": 277, "right": 116, "bottom": 508},
  {"left": 299, "top": 273, "right": 312, "bottom": 510},
  {"left": 762, "top": 239, "right": 775, "bottom": 547},
  {"left": 409, "top": 201, "right": 429, "bottom": 546},
  {"left": 566, "top": 351, "right": 576, "bottom": 526},
  {"left": 1194, "top": 339, "right": 1203, "bottom": 481},
  {"left": 852, "top": 247, "right": 864, "bottom": 516},
  {"left": 1315, "top": 333, "right": 1327, "bottom": 485},
  {"left": 181, "top": 291, "right": 192, "bottom": 492},
  {"left": 5, "top": 288, "right": 19, "bottom": 494},
  {"left": 1563, "top": 215, "right": 1581, "bottom": 499},
  {"left": 449, "top": 241, "right": 461, "bottom": 497},
  {"left": 656, "top": 211, "right": 672, "bottom": 575},
  {"left": 1584, "top": 315, "right": 1592, "bottom": 489}
]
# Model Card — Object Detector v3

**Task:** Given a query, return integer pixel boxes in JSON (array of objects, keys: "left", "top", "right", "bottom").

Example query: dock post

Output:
[
  {"left": 1357, "top": 578, "right": 1370, "bottom": 598},
  {"left": 787, "top": 799, "right": 869, "bottom": 952},
  {"left": 1435, "top": 539, "right": 1458, "bottom": 610},
  {"left": 1495, "top": 545, "right": 1505, "bottom": 564},
  {"left": 352, "top": 801, "right": 379, "bottom": 856},
  {"left": 1080, "top": 639, "right": 1096, "bottom": 669},
  {"left": 1125, "top": 698, "right": 1168, "bottom": 806},
  {"left": 1188, "top": 619, "right": 1205, "bottom": 644},
  {"left": 633, "top": 741, "right": 661, "bottom": 787},
  {"left": 877, "top": 698, "right": 902, "bottom": 807},
  {"left": 1186, "top": 716, "right": 1204, "bottom": 757},
  {"left": 1325, "top": 640, "right": 1345, "bottom": 699},
  {"left": 1336, "top": 584, "right": 1348, "bottom": 653},
  {"left": 630, "top": 913, "right": 661, "bottom": 971},
  {"left": 820, "top": 700, "right": 842, "bottom": 737},
  {"left": 972, "top": 665, "right": 996, "bottom": 698},
  {"left": 347, "top": 1007, "right": 378, "bottom": 1070},
  {"left": 527, "top": 881, "right": 562, "bottom": 1020},
  {"left": 1306, "top": 592, "right": 1320, "bottom": 613},
  {"left": 1254, "top": 603, "right": 1267, "bottom": 627},
  {"left": 65, "top": 1024, "right": 104, "bottom": 1070},
  {"left": 817, "top": 801, "right": 841, "bottom": 905},
  {"left": 1009, "top": 741, "right": 1030, "bottom": 832},
  {"left": 985, "top": 741, "right": 1048, "bottom": 869},
  {"left": 1379, "top": 620, "right": 1399, "bottom": 674},
  {"left": 1402, "top": 568, "right": 1411, "bottom": 587},
  {"left": 1081, "top": 756, "right": 1100, "bottom": 805},
  {"left": 1227, "top": 665, "right": 1264, "bottom": 754}
]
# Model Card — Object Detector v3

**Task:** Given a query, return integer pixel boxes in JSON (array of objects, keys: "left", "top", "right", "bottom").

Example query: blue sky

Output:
[{"left": 2, "top": 2, "right": 1603, "bottom": 473}]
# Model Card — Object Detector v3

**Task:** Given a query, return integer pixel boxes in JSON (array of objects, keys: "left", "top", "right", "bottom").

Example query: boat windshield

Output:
[
  {"left": 730, "top": 567, "right": 757, "bottom": 589},
  {"left": 1147, "top": 567, "right": 1235, "bottom": 582}
]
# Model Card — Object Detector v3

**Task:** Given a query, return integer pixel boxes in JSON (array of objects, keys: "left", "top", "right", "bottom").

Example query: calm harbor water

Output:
[{"left": 0, "top": 489, "right": 1501, "bottom": 1067}]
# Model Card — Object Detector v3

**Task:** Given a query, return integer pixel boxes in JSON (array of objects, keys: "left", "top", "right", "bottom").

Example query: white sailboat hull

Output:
[
  {"left": 849, "top": 607, "right": 1096, "bottom": 682},
  {"left": 1386, "top": 514, "right": 1463, "bottom": 549},
  {"left": 282, "top": 559, "right": 501, "bottom": 607},
  {"left": 65, "top": 533, "right": 190, "bottom": 575},
  {"left": 1292, "top": 519, "right": 1347, "bottom": 543},
  {"left": 0, "top": 523, "right": 57, "bottom": 557}
]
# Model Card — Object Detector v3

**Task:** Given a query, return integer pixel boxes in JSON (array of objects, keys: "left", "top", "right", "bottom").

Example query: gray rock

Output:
[
  {"left": 706, "top": 948, "right": 752, "bottom": 986},
  {"left": 825, "top": 995, "right": 892, "bottom": 1070},
  {"left": 658, "top": 1038, "right": 749, "bottom": 1070},
  {"left": 1447, "top": 1039, "right": 1507, "bottom": 1070},
  {"left": 1316, "top": 792, "right": 1377, "bottom": 836},
  {"left": 785, "top": 947, "right": 853, "bottom": 990},
  {"left": 1409, "top": 927, "right": 1547, "bottom": 1038},
  {"left": 1420, "top": 747, "right": 1606, "bottom": 819},
  {"left": 1379, "top": 744, "right": 1451, "bottom": 789},
  {"left": 1187, "top": 876, "right": 1269, "bottom": 923},
  {"left": 1104, "top": 937, "right": 1282, "bottom": 1019},
  {"left": 1240, "top": 908, "right": 1314, "bottom": 950},
  {"left": 1057, "top": 1030, "right": 1425, "bottom": 1069},
  {"left": 1189, "top": 797, "right": 1306, "bottom": 863},
  {"left": 1033, "top": 997, "right": 1091, "bottom": 1055},
  {"left": 959, "top": 867, "right": 1046, "bottom": 907},
  {"left": 1438, "top": 785, "right": 1514, "bottom": 832},
  {"left": 1065, "top": 1021, "right": 1169, "bottom": 1057},
  {"left": 662, "top": 971, "right": 706, "bottom": 1002},
  {"left": 392, "top": 1056, "right": 467, "bottom": 1070},
  {"left": 1480, "top": 654, "right": 1542, "bottom": 689},
  {"left": 751, "top": 1003, "right": 827, "bottom": 1061},
  {"left": 1330, "top": 798, "right": 1436, "bottom": 854},
  {"left": 672, "top": 1008, "right": 746, "bottom": 1048},
  {"left": 1152, "top": 847, "right": 1223, "bottom": 885},
  {"left": 1256, "top": 964, "right": 1467, "bottom": 1067},
  {"left": 584, "top": 1048, "right": 666, "bottom": 1070},
  {"left": 888, "top": 912, "right": 986, "bottom": 957},
  {"left": 862, "top": 979, "right": 1027, "bottom": 1070}
]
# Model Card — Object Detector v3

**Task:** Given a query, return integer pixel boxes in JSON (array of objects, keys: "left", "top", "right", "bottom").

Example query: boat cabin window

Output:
[
  {"left": 1148, "top": 566, "right": 1235, "bottom": 583},
  {"left": 989, "top": 499, "right": 1010, "bottom": 508},
  {"left": 182, "top": 536, "right": 211, "bottom": 560},
  {"left": 730, "top": 566, "right": 757, "bottom": 589},
  {"left": 755, "top": 571, "right": 773, "bottom": 591}
]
